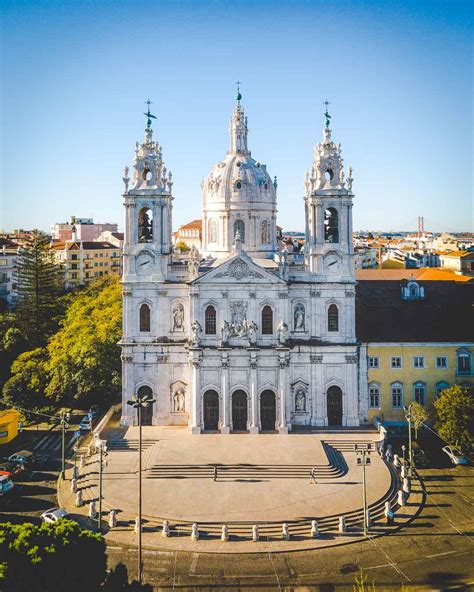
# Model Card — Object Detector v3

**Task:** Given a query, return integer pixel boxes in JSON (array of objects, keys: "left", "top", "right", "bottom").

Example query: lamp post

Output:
[
  {"left": 94, "top": 437, "right": 108, "bottom": 532},
  {"left": 404, "top": 404, "right": 413, "bottom": 474},
  {"left": 355, "top": 443, "right": 372, "bottom": 536},
  {"left": 126, "top": 392, "right": 155, "bottom": 585},
  {"left": 60, "top": 412, "right": 70, "bottom": 479},
  {"left": 401, "top": 444, "right": 406, "bottom": 466}
]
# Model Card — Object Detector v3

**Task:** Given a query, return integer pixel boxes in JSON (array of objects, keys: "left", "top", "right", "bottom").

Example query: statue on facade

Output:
[
  {"left": 277, "top": 320, "right": 289, "bottom": 345},
  {"left": 294, "top": 304, "right": 305, "bottom": 331},
  {"left": 295, "top": 389, "right": 306, "bottom": 412},
  {"left": 220, "top": 320, "right": 231, "bottom": 346},
  {"left": 173, "top": 387, "right": 185, "bottom": 413},
  {"left": 247, "top": 321, "right": 258, "bottom": 346},
  {"left": 172, "top": 303, "right": 184, "bottom": 331},
  {"left": 190, "top": 320, "right": 202, "bottom": 346}
]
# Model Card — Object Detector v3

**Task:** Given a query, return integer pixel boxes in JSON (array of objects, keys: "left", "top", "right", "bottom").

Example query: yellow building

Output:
[
  {"left": 0, "top": 409, "right": 21, "bottom": 444},
  {"left": 357, "top": 277, "right": 474, "bottom": 425},
  {"left": 50, "top": 240, "right": 121, "bottom": 289},
  {"left": 365, "top": 343, "right": 474, "bottom": 424}
]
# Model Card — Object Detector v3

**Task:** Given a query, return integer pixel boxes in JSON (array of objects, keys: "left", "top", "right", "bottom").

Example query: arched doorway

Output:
[
  {"left": 203, "top": 390, "right": 219, "bottom": 431},
  {"left": 260, "top": 390, "right": 276, "bottom": 431},
  {"left": 232, "top": 390, "right": 248, "bottom": 431},
  {"left": 137, "top": 385, "right": 154, "bottom": 426},
  {"left": 327, "top": 386, "right": 343, "bottom": 426}
]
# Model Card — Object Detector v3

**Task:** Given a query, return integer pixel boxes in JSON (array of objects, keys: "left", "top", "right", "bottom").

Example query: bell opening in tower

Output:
[
  {"left": 324, "top": 207, "right": 339, "bottom": 243},
  {"left": 138, "top": 207, "right": 153, "bottom": 242}
]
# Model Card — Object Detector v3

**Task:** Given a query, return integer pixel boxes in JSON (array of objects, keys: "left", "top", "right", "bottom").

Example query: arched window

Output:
[
  {"left": 413, "top": 381, "right": 426, "bottom": 406},
  {"left": 391, "top": 382, "right": 403, "bottom": 408},
  {"left": 327, "top": 304, "right": 339, "bottom": 332},
  {"left": 457, "top": 349, "right": 472, "bottom": 375},
  {"left": 138, "top": 207, "right": 153, "bottom": 242},
  {"left": 234, "top": 219, "right": 245, "bottom": 241},
  {"left": 436, "top": 381, "right": 449, "bottom": 397},
  {"left": 205, "top": 305, "right": 217, "bottom": 335},
  {"left": 261, "top": 220, "right": 270, "bottom": 244},
  {"left": 324, "top": 207, "right": 339, "bottom": 243},
  {"left": 208, "top": 219, "right": 218, "bottom": 244},
  {"left": 369, "top": 382, "right": 380, "bottom": 408},
  {"left": 139, "top": 304, "right": 150, "bottom": 332},
  {"left": 261, "top": 305, "right": 273, "bottom": 335}
]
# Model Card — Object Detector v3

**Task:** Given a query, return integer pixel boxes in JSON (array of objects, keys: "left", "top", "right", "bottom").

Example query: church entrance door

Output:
[
  {"left": 260, "top": 390, "right": 276, "bottom": 431},
  {"left": 232, "top": 390, "right": 248, "bottom": 431},
  {"left": 137, "top": 386, "right": 154, "bottom": 426},
  {"left": 203, "top": 390, "right": 219, "bottom": 431},
  {"left": 327, "top": 386, "right": 343, "bottom": 426}
]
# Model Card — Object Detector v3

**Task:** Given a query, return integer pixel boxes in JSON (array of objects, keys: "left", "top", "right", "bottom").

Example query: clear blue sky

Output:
[{"left": 1, "top": 0, "right": 472, "bottom": 234}]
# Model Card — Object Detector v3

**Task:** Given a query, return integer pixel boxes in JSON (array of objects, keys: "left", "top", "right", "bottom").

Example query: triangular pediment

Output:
[{"left": 192, "top": 253, "right": 286, "bottom": 285}]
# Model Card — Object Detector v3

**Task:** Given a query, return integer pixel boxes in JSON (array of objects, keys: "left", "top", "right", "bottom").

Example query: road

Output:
[{"left": 1, "top": 427, "right": 473, "bottom": 590}]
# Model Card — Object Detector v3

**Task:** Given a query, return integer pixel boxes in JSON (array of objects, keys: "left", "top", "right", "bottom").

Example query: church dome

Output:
[{"left": 201, "top": 93, "right": 278, "bottom": 258}]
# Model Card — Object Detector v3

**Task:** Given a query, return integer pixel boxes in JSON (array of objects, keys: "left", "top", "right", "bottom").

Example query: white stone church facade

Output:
[{"left": 120, "top": 96, "right": 366, "bottom": 432}]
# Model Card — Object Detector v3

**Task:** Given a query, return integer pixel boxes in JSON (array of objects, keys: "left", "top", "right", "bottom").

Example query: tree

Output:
[
  {"left": 433, "top": 385, "right": 474, "bottom": 453},
  {"left": 0, "top": 520, "right": 107, "bottom": 592},
  {"left": 410, "top": 401, "right": 429, "bottom": 439},
  {"left": 2, "top": 347, "right": 48, "bottom": 409},
  {"left": 45, "top": 276, "right": 122, "bottom": 403},
  {"left": 174, "top": 241, "right": 190, "bottom": 252},
  {"left": 13, "top": 230, "right": 64, "bottom": 346}
]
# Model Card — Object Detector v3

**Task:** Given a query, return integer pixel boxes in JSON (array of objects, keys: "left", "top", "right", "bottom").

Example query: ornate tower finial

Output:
[
  {"left": 324, "top": 100, "right": 331, "bottom": 129},
  {"left": 236, "top": 81, "right": 242, "bottom": 104},
  {"left": 144, "top": 99, "right": 157, "bottom": 129}
]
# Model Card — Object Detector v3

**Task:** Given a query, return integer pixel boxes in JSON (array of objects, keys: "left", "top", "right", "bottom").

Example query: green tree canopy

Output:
[
  {"left": 2, "top": 347, "right": 48, "bottom": 409},
  {"left": 13, "top": 230, "right": 65, "bottom": 346},
  {"left": 410, "top": 401, "right": 429, "bottom": 439},
  {"left": 45, "top": 276, "right": 122, "bottom": 402},
  {"left": 0, "top": 520, "right": 107, "bottom": 592},
  {"left": 433, "top": 385, "right": 474, "bottom": 453}
]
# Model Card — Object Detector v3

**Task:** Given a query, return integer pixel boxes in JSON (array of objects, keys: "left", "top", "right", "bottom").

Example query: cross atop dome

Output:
[
  {"left": 236, "top": 80, "right": 242, "bottom": 104},
  {"left": 144, "top": 98, "right": 157, "bottom": 130},
  {"left": 324, "top": 100, "right": 332, "bottom": 129},
  {"left": 229, "top": 84, "right": 249, "bottom": 155}
]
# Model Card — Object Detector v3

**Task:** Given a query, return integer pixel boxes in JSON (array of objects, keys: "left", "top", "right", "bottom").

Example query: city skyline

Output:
[{"left": 1, "top": 0, "right": 472, "bottom": 234}]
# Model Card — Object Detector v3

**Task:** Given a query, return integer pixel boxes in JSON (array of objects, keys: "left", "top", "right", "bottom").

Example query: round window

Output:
[{"left": 236, "top": 181, "right": 242, "bottom": 190}]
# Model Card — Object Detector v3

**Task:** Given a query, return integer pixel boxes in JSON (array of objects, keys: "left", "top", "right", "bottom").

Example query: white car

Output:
[
  {"left": 442, "top": 446, "right": 468, "bottom": 466},
  {"left": 41, "top": 508, "right": 69, "bottom": 524}
]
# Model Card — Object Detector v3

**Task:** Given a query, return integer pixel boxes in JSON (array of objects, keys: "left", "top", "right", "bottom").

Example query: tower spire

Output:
[{"left": 229, "top": 83, "right": 249, "bottom": 155}]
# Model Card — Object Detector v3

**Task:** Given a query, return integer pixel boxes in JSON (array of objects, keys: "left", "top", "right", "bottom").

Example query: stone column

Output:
[
  {"left": 220, "top": 350, "right": 230, "bottom": 434},
  {"left": 249, "top": 349, "right": 259, "bottom": 434},
  {"left": 121, "top": 355, "right": 135, "bottom": 426},
  {"left": 345, "top": 354, "right": 360, "bottom": 426},
  {"left": 189, "top": 351, "right": 201, "bottom": 434},
  {"left": 278, "top": 349, "right": 289, "bottom": 434}
]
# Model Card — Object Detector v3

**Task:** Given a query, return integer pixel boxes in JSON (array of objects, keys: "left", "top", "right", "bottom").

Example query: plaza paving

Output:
[{"left": 56, "top": 425, "right": 419, "bottom": 551}]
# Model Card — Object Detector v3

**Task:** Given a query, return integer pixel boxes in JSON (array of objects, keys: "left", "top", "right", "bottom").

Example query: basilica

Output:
[{"left": 120, "top": 93, "right": 366, "bottom": 432}]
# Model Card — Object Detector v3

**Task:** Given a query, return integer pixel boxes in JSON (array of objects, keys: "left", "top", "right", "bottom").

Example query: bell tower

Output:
[
  {"left": 304, "top": 104, "right": 354, "bottom": 282},
  {"left": 122, "top": 101, "right": 174, "bottom": 282}
]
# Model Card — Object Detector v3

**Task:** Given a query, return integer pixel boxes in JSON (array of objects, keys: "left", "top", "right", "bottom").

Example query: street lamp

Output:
[
  {"left": 355, "top": 443, "right": 372, "bottom": 536},
  {"left": 403, "top": 404, "right": 414, "bottom": 473},
  {"left": 94, "top": 436, "right": 108, "bottom": 532},
  {"left": 126, "top": 392, "right": 155, "bottom": 585},
  {"left": 401, "top": 444, "right": 406, "bottom": 466},
  {"left": 60, "top": 412, "right": 71, "bottom": 479}
]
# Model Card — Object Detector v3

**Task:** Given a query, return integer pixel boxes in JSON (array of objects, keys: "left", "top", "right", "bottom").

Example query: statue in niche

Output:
[
  {"left": 294, "top": 304, "right": 305, "bottom": 331},
  {"left": 295, "top": 389, "right": 306, "bottom": 412},
  {"left": 190, "top": 320, "right": 202, "bottom": 347},
  {"left": 173, "top": 387, "right": 185, "bottom": 413},
  {"left": 138, "top": 208, "right": 153, "bottom": 242},
  {"left": 172, "top": 303, "right": 184, "bottom": 331},
  {"left": 220, "top": 320, "right": 231, "bottom": 346},
  {"left": 277, "top": 320, "right": 289, "bottom": 345}
]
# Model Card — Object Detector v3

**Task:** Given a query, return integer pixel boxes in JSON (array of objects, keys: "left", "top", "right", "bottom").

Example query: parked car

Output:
[
  {"left": 41, "top": 508, "right": 69, "bottom": 524},
  {"left": 0, "top": 474, "right": 14, "bottom": 495},
  {"left": 0, "top": 461, "right": 24, "bottom": 479},
  {"left": 79, "top": 415, "right": 92, "bottom": 431},
  {"left": 442, "top": 446, "right": 469, "bottom": 466},
  {"left": 412, "top": 442, "right": 430, "bottom": 468},
  {"left": 8, "top": 450, "right": 38, "bottom": 468}
]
